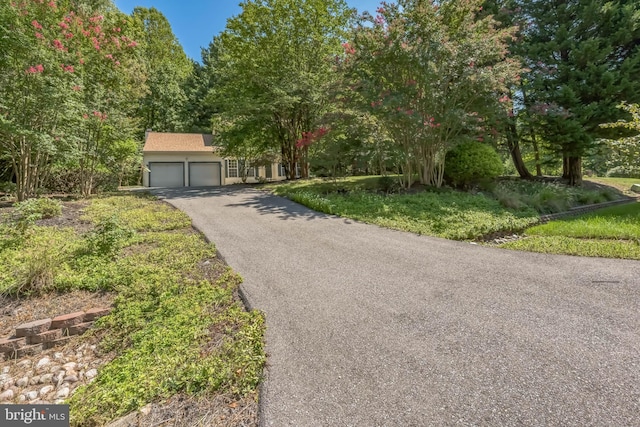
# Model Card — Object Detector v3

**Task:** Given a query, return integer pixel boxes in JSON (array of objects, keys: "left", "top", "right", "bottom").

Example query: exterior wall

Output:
[
  {"left": 143, "top": 152, "right": 287, "bottom": 186},
  {"left": 223, "top": 162, "right": 287, "bottom": 185}
]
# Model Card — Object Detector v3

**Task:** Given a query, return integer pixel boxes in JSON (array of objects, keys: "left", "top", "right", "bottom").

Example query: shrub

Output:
[
  {"left": 377, "top": 175, "right": 399, "bottom": 194},
  {"left": 8, "top": 249, "right": 58, "bottom": 297},
  {"left": 0, "top": 181, "right": 16, "bottom": 196},
  {"left": 445, "top": 142, "right": 503, "bottom": 187},
  {"left": 14, "top": 197, "right": 62, "bottom": 220},
  {"left": 85, "top": 215, "right": 135, "bottom": 258}
]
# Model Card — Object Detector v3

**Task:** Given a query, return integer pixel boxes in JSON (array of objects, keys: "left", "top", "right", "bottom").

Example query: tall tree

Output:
[
  {"left": 342, "top": 0, "right": 521, "bottom": 188},
  {"left": 132, "top": 7, "right": 192, "bottom": 133},
  {"left": 518, "top": 0, "right": 640, "bottom": 185},
  {"left": 213, "top": 0, "right": 353, "bottom": 179},
  {"left": 182, "top": 40, "right": 222, "bottom": 133},
  {"left": 0, "top": 0, "right": 144, "bottom": 199}
]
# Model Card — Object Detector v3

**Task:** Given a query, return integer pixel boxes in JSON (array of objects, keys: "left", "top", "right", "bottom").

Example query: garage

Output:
[
  {"left": 189, "top": 162, "right": 221, "bottom": 186},
  {"left": 149, "top": 162, "right": 184, "bottom": 187}
]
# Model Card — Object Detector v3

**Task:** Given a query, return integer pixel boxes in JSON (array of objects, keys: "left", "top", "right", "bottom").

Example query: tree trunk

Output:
[
  {"left": 565, "top": 156, "right": 582, "bottom": 186},
  {"left": 530, "top": 132, "right": 542, "bottom": 176},
  {"left": 505, "top": 121, "right": 533, "bottom": 179}
]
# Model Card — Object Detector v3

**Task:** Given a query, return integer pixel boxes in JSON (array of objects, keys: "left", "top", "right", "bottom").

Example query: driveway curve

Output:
[{"left": 152, "top": 186, "right": 640, "bottom": 427}]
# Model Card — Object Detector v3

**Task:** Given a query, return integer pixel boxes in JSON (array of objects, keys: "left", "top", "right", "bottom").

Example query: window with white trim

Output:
[{"left": 226, "top": 159, "right": 238, "bottom": 178}]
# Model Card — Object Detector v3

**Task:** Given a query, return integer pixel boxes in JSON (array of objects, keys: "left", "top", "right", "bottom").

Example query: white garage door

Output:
[
  {"left": 189, "top": 162, "right": 221, "bottom": 186},
  {"left": 149, "top": 162, "right": 184, "bottom": 187}
]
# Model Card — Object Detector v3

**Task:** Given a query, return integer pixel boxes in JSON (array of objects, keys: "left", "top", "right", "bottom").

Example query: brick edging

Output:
[{"left": 0, "top": 307, "right": 111, "bottom": 361}]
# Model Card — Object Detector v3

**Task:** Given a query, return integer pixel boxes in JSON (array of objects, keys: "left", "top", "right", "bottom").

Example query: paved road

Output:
[{"left": 153, "top": 186, "right": 640, "bottom": 427}]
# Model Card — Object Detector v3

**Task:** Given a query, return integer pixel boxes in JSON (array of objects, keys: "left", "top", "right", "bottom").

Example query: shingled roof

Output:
[{"left": 143, "top": 132, "right": 218, "bottom": 153}]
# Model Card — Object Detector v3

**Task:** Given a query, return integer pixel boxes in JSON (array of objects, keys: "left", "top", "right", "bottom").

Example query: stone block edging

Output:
[
  {"left": 0, "top": 307, "right": 111, "bottom": 360},
  {"left": 539, "top": 197, "right": 637, "bottom": 223}
]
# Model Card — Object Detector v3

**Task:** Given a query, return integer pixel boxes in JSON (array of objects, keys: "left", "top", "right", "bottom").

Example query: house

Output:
[{"left": 142, "top": 132, "right": 287, "bottom": 187}]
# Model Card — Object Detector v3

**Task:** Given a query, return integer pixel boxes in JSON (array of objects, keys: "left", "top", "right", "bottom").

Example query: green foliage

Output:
[
  {"left": 377, "top": 175, "right": 400, "bottom": 194},
  {"left": 83, "top": 194, "right": 191, "bottom": 231},
  {"left": 491, "top": 180, "right": 618, "bottom": 214},
  {"left": 445, "top": 142, "right": 504, "bottom": 187},
  {"left": 0, "top": 182, "right": 16, "bottom": 196},
  {"left": 70, "top": 271, "right": 265, "bottom": 426},
  {"left": 272, "top": 175, "right": 624, "bottom": 239},
  {"left": 213, "top": 0, "right": 353, "bottom": 179},
  {"left": 0, "top": 0, "right": 145, "bottom": 200},
  {"left": 0, "top": 193, "right": 266, "bottom": 424},
  {"left": 14, "top": 197, "right": 62, "bottom": 220},
  {"left": 518, "top": 0, "right": 640, "bottom": 184},
  {"left": 525, "top": 202, "right": 640, "bottom": 240},
  {"left": 344, "top": 0, "right": 521, "bottom": 188},
  {"left": 85, "top": 215, "right": 135, "bottom": 258},
  {"left": 273, "top": 178, "right": 539, "bottom": 239},
  {"left": 132, "top": 7, "right": 193, "bottom": 133},
  {"left": 0, "top": 227, "right": 75, "bottom": 296}
]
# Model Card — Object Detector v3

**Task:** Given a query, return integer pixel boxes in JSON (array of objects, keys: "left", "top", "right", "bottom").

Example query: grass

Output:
[
  {"left": 268, "top": 176, "right": 620, "bottom": 240},
  {"left": 275, "top": 184, "right": 539, "bottom": 240},
  {"left": 500, "top": 202, "right": 640, "bottom": 259},
  {"left": 585, "top": 177, "right": 640, "bottom": 194},
  {"left": 0, "top": 194, "right": 265, "bottom": 426}
]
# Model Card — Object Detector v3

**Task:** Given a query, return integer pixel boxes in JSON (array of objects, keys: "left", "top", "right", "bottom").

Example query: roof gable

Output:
[{"left": 143, "top": 132, "right": 218, "bottom": 153}]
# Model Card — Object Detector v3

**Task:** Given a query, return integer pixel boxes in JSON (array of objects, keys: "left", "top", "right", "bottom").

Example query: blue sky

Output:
[{"left": 113, "top": 0, "right": 382, "bottom": 62}]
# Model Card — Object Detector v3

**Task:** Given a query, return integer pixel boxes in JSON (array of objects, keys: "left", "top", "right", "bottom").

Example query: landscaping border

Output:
[{"left": 479, "top": 196, "right": 639, "bottom": 243}]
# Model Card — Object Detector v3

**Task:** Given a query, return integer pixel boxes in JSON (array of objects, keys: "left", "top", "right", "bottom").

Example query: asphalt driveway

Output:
[{"left": 153, "top": 186, "right": 640, "bottom": 426}]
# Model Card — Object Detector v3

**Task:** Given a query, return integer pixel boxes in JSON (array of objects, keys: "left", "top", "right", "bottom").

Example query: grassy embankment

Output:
[
  {"left": 269, "top": 176, "right": 620, "bottom": 240},
  {"left": 269, "top": 175, "right": 638, "bottom": 260},
  {"left": 0, "top": 194, "right": 265, "bottom": 426}
]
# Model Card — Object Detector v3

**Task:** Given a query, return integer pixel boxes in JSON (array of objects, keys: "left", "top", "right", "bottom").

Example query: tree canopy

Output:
[{"left": 2, "top": 0, "right": 638, "bottom": 198}]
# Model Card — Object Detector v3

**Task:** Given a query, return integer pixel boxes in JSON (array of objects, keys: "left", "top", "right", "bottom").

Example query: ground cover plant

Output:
[
  {"left": 499, "top": 202, "right": 640, "bottom": 260},
  {"left": 0, "top": 194, "right": 265, "bottom": 426},
  {"left": 269, "top": 176, "right": 622, "bottom": 241}
]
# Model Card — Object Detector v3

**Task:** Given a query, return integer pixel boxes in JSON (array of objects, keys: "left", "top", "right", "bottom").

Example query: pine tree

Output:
[{"left": 520, "top": 0, "right": 640, "bottom": 185}]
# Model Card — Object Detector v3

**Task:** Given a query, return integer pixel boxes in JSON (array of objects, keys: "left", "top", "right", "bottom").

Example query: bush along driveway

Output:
[{"left": 156, "top": 186, "right": 640, "bottom": 427}]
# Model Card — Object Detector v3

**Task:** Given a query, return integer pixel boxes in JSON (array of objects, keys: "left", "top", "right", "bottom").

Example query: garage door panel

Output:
[
  {"left": 149, "top": 162, "right": 184, "bottom": 187},
  {"left": 189, "top": 162, "right": 221, "bottom": 186}
]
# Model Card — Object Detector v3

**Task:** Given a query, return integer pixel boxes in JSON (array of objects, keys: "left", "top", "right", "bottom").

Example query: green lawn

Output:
[
  {"left": 500, "top": 202, "right": 640, "bottom": 260},
  {"left": 0, "top": 194, "right": 265, "bottom": 426}
]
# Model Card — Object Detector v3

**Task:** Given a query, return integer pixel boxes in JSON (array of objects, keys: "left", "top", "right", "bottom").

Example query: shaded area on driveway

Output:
[
  {"left": 151, "top": 186, "right": 343, "bottom": 222},
  {"left": 153, "top": 186, "right": 640, "bottom": 427}
]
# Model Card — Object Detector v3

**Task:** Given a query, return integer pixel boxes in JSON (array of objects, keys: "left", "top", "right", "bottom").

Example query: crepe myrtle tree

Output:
[
  {"left": 0, "top": 0, "right": 72, "bottom": 200},
  {"left": 0, "top": 0, "right": 143, "bottom": 199},
  {"left": 342, "top": 0, "right": 522, "bottom": 188}
]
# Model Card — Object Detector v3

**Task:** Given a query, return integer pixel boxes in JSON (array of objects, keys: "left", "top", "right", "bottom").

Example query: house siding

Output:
[{"left": 143, "top": 152, "right": 286, "bottom": 187}]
